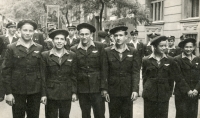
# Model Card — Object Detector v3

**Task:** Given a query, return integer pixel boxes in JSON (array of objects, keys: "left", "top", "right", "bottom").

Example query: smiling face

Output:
[
  {"left": 183, "top": 42, "right": 195, "bottom": 56},
  {"left": 154, "top": 40, "right": 167, "bottom": 54},
  {"left": 79, "top": 28, "right": 93, "bottom": 45},
  {"left": 53, "top": 34, "right": 66, "bottom": 50},
  {"left": 114, "top": 30, "right": 127, "bottom": 45},
  {"left": 20, "top": 23, "right": 34, "bottom": 42}
]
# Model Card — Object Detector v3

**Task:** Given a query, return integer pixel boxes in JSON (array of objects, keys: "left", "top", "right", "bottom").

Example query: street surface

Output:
[{"left": 0, "top": 79, "right": 200, "bottom": 118}]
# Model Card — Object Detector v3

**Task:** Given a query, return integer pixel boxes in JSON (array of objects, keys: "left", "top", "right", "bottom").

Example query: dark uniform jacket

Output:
[
  {"left": 167, "top": 46, "right": 182, "bottom": 57},
  {"left": 142, "top": 55, "right": 189, "bottom": 102},
  {"left": 41, "top": 49, "right": 77, "bottom": 100},
  {"left": 71, "top": 41, "right": 107, "bottom": 93},
  {"left": 174, "top": 54, "right": 200, "bottom": 97},
  {"left": 127, "top": 41, "right": 145, "bottom": 66},
  {"left": 0, "top": 35, "right": 18, "bottom": 58},
  {"left": 65, "top": 37, "right": 80, "bottom": 50},
  {"left": 2, "top": 41, "right": 44, "bottom": 95},
  {"left": 102, "top": 46, "right": 140, "bottom": 97}
]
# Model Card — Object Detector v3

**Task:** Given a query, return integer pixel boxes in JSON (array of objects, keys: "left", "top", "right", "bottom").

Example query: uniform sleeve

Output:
[
  {"left": 195, "top": 58, "right": 200, "bottom": 91},
  {"left": 170, "top": 59, "right": 190, "bottom": 94},
  {"left": 2, "top": 46, "right": 13, "bottom": 95},
  {"left": 132, "top": 50, "right": 140, "bottom": 93},
  {"left": 40, "top": 52, "right": 47, "bottom": 97},
  {"left": 142, "top": 58, "right": 147, "bottom": 86},
  {"left": 100, "top": 47, "right": 108, "bottom": 90},
  {"left": 71, "top": 53, "right": 77, "bottom": 94}
]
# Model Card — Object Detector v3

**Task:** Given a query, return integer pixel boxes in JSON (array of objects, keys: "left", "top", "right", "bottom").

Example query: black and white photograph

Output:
[{"left": 0, "top": 0, "right": 200, "bottom": 118}]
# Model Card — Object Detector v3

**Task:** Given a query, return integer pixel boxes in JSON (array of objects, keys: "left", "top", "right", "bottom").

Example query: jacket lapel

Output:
[
  {"left": 111, "top": 50, "right": 121, "bottom": 61},
  {"left": 121, "top": 50, "right": 129, "bottom": 62},
  {"left": 149, "top": 58, "right": 159, "bottom": 68},
  {"left": 3, "top": 37, "right": 9, "bottom": 44},
  {"left": 60, "top": 54, "right": 69, "bottom": 65},
  {"left": 78, "top": 48, "right": 87, "bottom": 56},
  {"left": 50, "top": 55, "right": 60, "bottom": 65},
  {"left": 17, "top": 45, "right": 28, "bottom": 54},
  {"left": 159, "top": 58, "right": 169, "bottom": 68},
  {"left": 12, "top": 37, "right": 18, "bottom": 43}
]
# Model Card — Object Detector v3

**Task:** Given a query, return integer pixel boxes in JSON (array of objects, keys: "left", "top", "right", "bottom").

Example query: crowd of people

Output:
[{"left": 0, "top": 19, "right": 199, "bottom": 118}]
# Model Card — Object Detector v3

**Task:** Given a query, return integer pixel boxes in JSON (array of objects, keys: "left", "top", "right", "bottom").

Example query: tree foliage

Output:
[{"left": 0, "top": 0, "right": 149, "bottom": 29}]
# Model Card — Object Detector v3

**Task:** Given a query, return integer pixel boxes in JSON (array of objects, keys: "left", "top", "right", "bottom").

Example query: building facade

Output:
[{"left": 142, "top": 0, "right": 200, "bottom": 55}]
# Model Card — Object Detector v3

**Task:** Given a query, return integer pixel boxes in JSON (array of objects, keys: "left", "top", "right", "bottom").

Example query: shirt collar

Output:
[
  {"left": 16, "top": 38, "right": 37, "bottom": 47},
  {"left": 147, "top": 42, "right": 151, "bottom": 46},
  {"left": 168, "top": 45, "right": 176, "bottom": 49},
  {"left": 67, "top": 35, "right": 76, "bottom": 40},
  {"left": 77, "top": 40, "right": 95, "bottom": 50},
  {"left": 149, "top": 52, "right": 168, "bottom": 60},
  {"left": 6, "top": 34, "right": 17, "bottom": 38},
  {"left": 129, "top": 40, "right": 139, "bottom": 45},
  {"left": 49, "top": 48, "right": 69, "bottom": 57},
  {"left": 111, "top": 44, "right": 130, "bottom": 53},
  {"left": 182, "top": 53, "right": 196, "bottom": 61}
]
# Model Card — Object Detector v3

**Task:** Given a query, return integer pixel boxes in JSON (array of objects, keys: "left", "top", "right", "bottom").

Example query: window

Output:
[
  {"left": 183, "top": 0, "right": 199, "bottom": 18},
  {"left": 151, "top": 0, "right": 164, "bottom": 21}
]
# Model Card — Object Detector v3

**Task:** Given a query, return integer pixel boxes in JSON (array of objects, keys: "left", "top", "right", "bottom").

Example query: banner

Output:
[{"left": 46, "top": 5, "right": 60, "bottom": 31}]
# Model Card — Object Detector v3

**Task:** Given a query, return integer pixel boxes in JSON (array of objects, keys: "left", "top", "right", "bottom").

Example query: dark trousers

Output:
[
  {"left": 46, "top": 99, "right": 71, "bottom": 118},
  {"left": 175, "top": 95, "right": 198, "bottom": 118},
  {"left": 109, "top": 96, "right": 132, "bottom": 118},
  {"left": 12, "top": 93, "right": 41, "bottom": 118},
  {"left": 78, "top": 93, "right": 105, "bottom": 118},
  {"left": 144, "top": 98, "right": 169, "bottom": 118}
]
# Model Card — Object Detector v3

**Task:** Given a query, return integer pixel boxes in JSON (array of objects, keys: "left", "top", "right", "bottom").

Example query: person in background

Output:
[
  {"left": 65, "top": 24, "right": 79, "bottom": 50},
  {"left": 98, "top": 31, "right": 109, "bottom": 46},
  {"left": 127, "top": 29, "right": 145, "bottom": 66},
  {"left": 167, "top": 36, "right": 181, "bottom": 57},
  {"left": 71, "top": 23, "right": 107, "bottom": 118},
  {"left": 41, "top": 29, "right": 77, "bottom": 118},
  {"left": 174, "top": 38, "right": 200, "bottom": 118},
  {"left": 2, "top": 19, "right": 45, "bottom": 118},
  {"left": 102, "top": 26, "right": 140, "bottom": 118},
  {"left": 144, "top": 33, "right": 160, "bottom": 56},
  {"left": 0, "top": 22, "right": 18, "bottom": 102},
  {"left": 142, "top": 36, "right": 189, "bottom": 118}
]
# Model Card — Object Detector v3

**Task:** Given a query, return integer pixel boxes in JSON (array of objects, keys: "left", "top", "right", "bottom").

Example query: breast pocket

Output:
[
  {"left": 47, "top": 61, "right": 58, "bottom": 72},
  {"left": 146, "top": 66, "right": 157, "bottom": 77},
  {"left": 90, "top": 52, "right": 100, "bottom": 66},
  {"left": 162, "top": 65, "right": 170, "bottom": 78},
  {"left": 63, "top": 61, "right": 72, "bottom": 72}
]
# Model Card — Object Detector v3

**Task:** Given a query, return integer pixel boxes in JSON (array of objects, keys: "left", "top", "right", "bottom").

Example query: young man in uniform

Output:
[
  {"left": 174, "top": 38, "right": 200, "bottom": 118},
  {"left": 102, "top": 26, "right": 140, "bottom": 118},
  {"left": 65, "top": 24, "right": 79, "bottom": 50},
  {"left": 2, "top": 19, "right": 45, "bottom": 118},
  {"left": 127, "top": 29, "right": 145, "bottom": 66},
  {"left": 41, "top": 29, "right": 77, "bottom": 118},
  {"left": 167, "top": 36, "right": 181, "bottom": 57},
  {"left": 142, "top": 36, "right": 189, "bottom": 118},
  {"left": 71, "top": 23, "right": 107, "bottom": 118},
  {"left": 98, "top": 31, "right": 109, "bottom": 46}
]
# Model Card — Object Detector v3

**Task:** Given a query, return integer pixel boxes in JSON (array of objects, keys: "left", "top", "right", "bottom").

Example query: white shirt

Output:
[
  {"left": 67, "top": 35, "right": 76, "bottom": 44},
  {"left": 129, "top": 40, "right": 139, "bottom": 49},
  {"left": 6, "top": 34, "right": 17, "bottom": 44}
]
